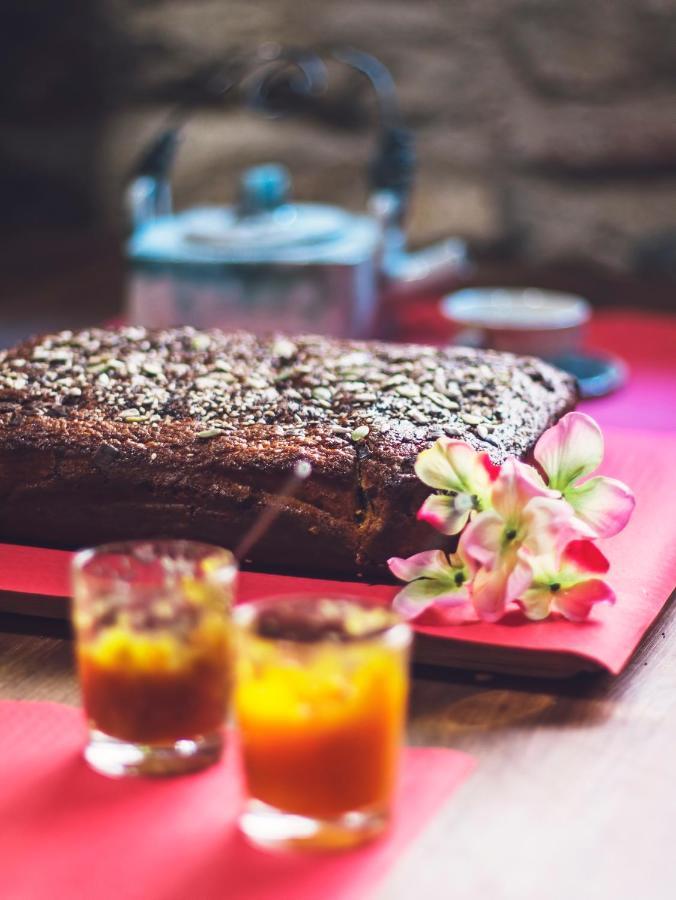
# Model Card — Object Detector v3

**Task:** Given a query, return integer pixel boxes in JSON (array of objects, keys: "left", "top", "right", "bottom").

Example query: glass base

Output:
[
  {"left": 239, "top": 799, "right": 389, "bottom": 851},
  {"left": 84, "top": 728, "right": 223, "bottom": 777}
]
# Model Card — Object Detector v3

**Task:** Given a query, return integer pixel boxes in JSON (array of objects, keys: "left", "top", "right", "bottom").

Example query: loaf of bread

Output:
[{"left": 0, "top": 327, "right": 577, "bottom": 578}]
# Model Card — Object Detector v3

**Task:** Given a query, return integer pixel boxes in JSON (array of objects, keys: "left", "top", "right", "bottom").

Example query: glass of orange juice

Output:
[
  {"left": 233, "top": 595, "right": 411, "bottom": 850},
  {"left": 71, "top": 540, "right": 236, "bottom": 777}
]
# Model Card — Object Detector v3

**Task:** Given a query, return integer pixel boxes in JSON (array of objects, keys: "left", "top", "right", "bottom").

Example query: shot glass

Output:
[
  {"left": 233, "top": 595, "right": 411, "bottom": 850},
  {"left": 71, "top": 540, "right": 236, "bottom": 777}
]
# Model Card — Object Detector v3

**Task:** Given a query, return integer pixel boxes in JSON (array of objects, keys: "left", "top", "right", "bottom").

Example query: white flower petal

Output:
[
  {"left": 460, "top": 510, "right": 504, "bottom": 568},
  {"left": 470, "top": 553, "right": 532, "bottom": 622},
  {"left": 469, "top": 567, "right": 506, "bottom": 622},
  {"left": 521, "top": 496, "right": 592, "bottom": 558},
  {"left": 417, "top": 493, "right": 473, "bottom": 535},
  {"left": 392, "top": 578, "right": 468, "bottom": 620},
  {"left": 534, "top": 412, "right": 603, "bottom": 491},
  {"left": 388, "top": 549, "right": 453, "bottom": 584},
  {"left": 490, "top": 460, "right": 557, "bottom": 522},
  {"left": 470, "top": 567, "right": 508, "bottom": 622},
  {"left": 507, "top": 554, "right": 535, "bottom": 601},
  {"left": 565, "top": 476, "right": 635, "bottom": 538},
  {"left": 414, "top": 438, "right": 492, "bottom": 500},
  {"left": 519, "top": 586, "right": 554, "bottom": 621}
]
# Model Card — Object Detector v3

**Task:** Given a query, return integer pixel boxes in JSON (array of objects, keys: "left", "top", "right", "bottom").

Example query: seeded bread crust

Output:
[{"left": 0, "top": 327, "right": 577, "bottom": 578}]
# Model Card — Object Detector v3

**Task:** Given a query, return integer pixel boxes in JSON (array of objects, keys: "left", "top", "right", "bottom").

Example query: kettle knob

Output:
[{"left": 238, "top": 164, "right": 291, "bottom": 215}]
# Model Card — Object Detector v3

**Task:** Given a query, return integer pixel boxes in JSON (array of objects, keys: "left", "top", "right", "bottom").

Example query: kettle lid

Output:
[
  {"left": 129, "top": 165, "right": 379, "bottom": 265},
  {"left": 186, "top": 164, "right": 358, "bottom": 252}
]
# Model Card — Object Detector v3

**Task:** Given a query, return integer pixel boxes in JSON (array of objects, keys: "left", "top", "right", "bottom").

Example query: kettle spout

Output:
[
  {"left": 371, "top": 191, "right": 469, "bottom": 298},
  {"left": 383, "top": 236, "right": 470, "bottom": 299}
]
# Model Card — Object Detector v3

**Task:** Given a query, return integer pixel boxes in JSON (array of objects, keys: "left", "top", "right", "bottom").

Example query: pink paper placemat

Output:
[
  {"left": 581, "top": 310, "right": 676, "bottom": 434},
  {"left": 0, "top": 701, "right": 474, "bottom": 900},
  {"left": 0, "top": 426, "right": 674, "bottom": 674}
]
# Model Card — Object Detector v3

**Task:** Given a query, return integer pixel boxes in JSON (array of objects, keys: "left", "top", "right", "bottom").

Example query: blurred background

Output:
[{"left": 1, "top": 0, "right": 675, "bottom": 343}]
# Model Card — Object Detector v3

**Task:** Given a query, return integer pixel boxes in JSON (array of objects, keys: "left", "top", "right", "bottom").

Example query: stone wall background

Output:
[{"left": 4, "top": 0, "right": 676, "bottom": 278}]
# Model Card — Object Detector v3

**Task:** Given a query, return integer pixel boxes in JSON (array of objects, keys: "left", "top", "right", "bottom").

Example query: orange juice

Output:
[
  {"left": 234, "top": 597, "right": 410, "bottom": 834},
  {"left": 78, "top": 612, "right": 231, "bottom": 744},
  {"left": 71, "top": 541, "right": 236, "bottom": 777}
]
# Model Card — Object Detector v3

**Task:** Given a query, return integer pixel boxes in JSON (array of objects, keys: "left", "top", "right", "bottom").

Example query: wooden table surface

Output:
[{"left": 1, "top": 232, "right": 675, "bottom": 900}]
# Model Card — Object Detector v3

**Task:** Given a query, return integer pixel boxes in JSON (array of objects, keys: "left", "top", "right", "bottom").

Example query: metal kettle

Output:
[{"left": 126, "top": 48, "right": 467, "bottom": 339}]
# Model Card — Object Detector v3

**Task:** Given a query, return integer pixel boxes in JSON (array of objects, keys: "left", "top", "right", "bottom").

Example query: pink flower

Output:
[
  {"left": 389, "top": 412, "right": 630, "bottom": 626},
  {"left": 387, "top": 549, "right": 472, "bottom": 620},
  {"left": 415, "top": 439, "right": 500, "bottom": 535},
  {"left": 460, "top": 459, "right": 592, "bottom": 621},
  {"left": 534, "top": 412, "right": 635, "bottom": 538},
  {"left": 469, "top": 560, "right": 534, "bottom": 624},
  {"left": 518, "top": 540, "right": 616, "bottom": 622}
]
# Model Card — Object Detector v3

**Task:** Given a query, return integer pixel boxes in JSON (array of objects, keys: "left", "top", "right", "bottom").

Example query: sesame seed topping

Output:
[
  {"left": 351, "top": 425, "right": 370, "bottom": 442},
  {"left": 0, "top": 326, "right": 575, "bottom": 466},
  {"left": 196, "top": 428, "right": 225, "bottom": 439}
]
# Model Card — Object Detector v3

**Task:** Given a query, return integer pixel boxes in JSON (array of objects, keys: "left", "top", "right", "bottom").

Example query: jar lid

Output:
[{"left": 442, "top": 288, "right": 591, "bottom": 331}]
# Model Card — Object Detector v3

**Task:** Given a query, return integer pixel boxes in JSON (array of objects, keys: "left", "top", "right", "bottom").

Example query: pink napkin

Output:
[{"left": 0, "top": 701, "right": 474, "bottom": 900}]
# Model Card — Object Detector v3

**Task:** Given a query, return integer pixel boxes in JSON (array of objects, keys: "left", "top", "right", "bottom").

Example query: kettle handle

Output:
[
  {"left": 126, "top": 47, "right": 417, "bottom": 229},
  {"left": 126, "top": 124, "right": 181, "bottom": 227},
  {"left": 126, "top": 46, "right": 326, "bottom": 226},
  {"left": 332, "top": 47, "right": 415, "bottom": 221}
]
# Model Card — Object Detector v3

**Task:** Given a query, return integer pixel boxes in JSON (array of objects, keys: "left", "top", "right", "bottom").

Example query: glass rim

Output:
[
  {"left": 71, "top": 539, "right": 237, "bottom": 581},
  {"left": 232, "top": 593, "right": 412, "bottom": 649}
]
